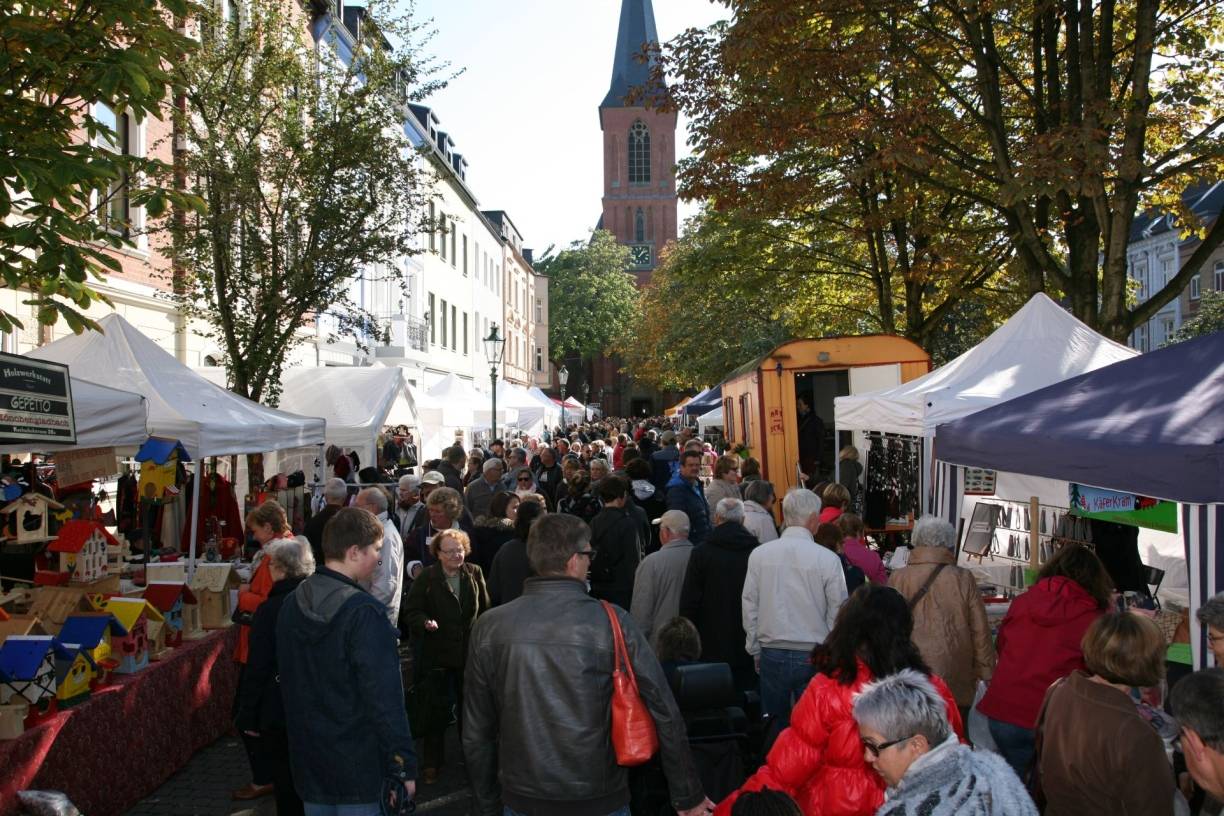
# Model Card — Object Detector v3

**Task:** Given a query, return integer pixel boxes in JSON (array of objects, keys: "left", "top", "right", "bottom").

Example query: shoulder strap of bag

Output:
[
  {"left": 907, "top": 563, "right": 949, "bottom": 610},
  {"left": 601, "top": 600, "right": 640, "bottom": 694}
]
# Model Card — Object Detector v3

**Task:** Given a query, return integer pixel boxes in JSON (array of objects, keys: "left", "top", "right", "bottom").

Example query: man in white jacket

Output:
[
  {"left": 354, "top": 487, "right": 404, "bottom": 628},
  {"left": 743, "top": 487, "right": 847, "bottom": 718}
]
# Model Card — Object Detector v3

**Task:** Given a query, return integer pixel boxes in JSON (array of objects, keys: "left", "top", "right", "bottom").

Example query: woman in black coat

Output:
[
  {"left": 488, "top": 497, "right": 545, "bottom": 606},
  {"left": 235, "top": 536, "right": 315, "bottom": 816},
  {"left": 403, "top": 529, "right": 490, "bottom": 784}
]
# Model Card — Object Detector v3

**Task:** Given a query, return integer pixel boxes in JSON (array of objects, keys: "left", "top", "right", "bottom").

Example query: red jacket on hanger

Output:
[{"left": 179, "top": 473, "right": 245, "bottom": 553}]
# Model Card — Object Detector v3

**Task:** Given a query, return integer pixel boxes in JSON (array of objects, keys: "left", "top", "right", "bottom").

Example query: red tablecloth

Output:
[{"left": 0, "top": 627, "right": 240, "bottom": 816}]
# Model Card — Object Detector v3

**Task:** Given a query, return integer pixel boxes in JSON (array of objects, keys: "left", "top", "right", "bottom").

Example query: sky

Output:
[{"left": 404, "top": 0, "right": 729, "bottom": 255}]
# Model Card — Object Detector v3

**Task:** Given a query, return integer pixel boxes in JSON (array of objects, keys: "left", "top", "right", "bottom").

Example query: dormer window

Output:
[{"left": 628, "top": 120, "right": 650, "bottom": 185}]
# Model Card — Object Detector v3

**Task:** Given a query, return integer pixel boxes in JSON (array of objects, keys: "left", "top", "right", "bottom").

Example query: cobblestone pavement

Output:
[{"left": 124, "top": 731, "right": 472, "bottom": 816}]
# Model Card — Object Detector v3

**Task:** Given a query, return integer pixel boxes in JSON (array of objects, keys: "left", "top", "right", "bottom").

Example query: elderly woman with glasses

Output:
[
  {"left": 403, "top": 528, "right": 490, "bottom": 785},
  {"left": 852, "top": 670, "right": 1037, "bottom": 816}
]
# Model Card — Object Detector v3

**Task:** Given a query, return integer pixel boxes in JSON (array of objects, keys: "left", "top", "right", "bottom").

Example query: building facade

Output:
[{"left": 1127, "top": 181, "right": 1224, "bottom": 350}]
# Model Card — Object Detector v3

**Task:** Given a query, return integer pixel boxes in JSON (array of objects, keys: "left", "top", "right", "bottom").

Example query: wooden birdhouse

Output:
[
  {"left": 102, "top": 597, "right": 164, "bottom": 675},
  {"left": 142, "top": 582, "right": 199, "bottom": 647},
  {"left": 0, "top": 700, "right": 28, "bottom": 739},
  {"left": 0, "top": 636, "right": 68, "bottom": 708},
  {"left": 0, "top": 613, "right": 49, "bottom": 642},
  {"left": 1, "top": 493, "right": 65, "bottom": 545},
  {"left": 145, "top": 561, "right": 188, "bottom": 584},
  {"left": 48, "top": 520, "right": 116, "bottom": 585},
  {"left": 28, "top": 586, "right": 96, "bottom": 636},
  {"left": 52, "top": 643, "right": 97, "bottom": 707},
  {"left": 190, "top": 563, "right": 240, "bottom": 630},
  {"left": 135, "top": 438, "right": 191, "bottom": 503},
  {"left": 57, "top": 613, "right": 127, "bottom": 677}
]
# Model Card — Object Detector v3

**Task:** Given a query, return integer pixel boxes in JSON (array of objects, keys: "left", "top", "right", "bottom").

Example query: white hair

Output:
[
  {"left": 322, "top": 477, "right": 348, "bottom": 503},
  {"left": 589, "top": 459, "right": 609, "bottom": 475},
  {"left": 911, "top": 516, "right": 957, "bottom": 551},
  {"left": 715, "top": 498, "right": 745, "bottom": 524},
  {"left": 398, "top": 474, "right": 420, "bottom": 491},
  {"left": 782, "top": 488, "right": 822, "bottom": 528},
  {"left": 265, "top": 535, "right": 316, "bottom": 580},
  {"left": 482, "top": 457, "right": 504, "bottom": 473},
  {"left": 356, "top": 486, "right": 388, "bottom": 514},
  {"left": 852, "top": 668, "right": 951, "bottom": 747},
  {"left": 659, "top": 509, "right": 690, "bottom": 535}
]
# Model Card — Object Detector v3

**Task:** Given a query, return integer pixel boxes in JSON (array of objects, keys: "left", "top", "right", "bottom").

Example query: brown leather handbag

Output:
[{"left": 601, "top": 600, "right": 659, "bottom": 765}]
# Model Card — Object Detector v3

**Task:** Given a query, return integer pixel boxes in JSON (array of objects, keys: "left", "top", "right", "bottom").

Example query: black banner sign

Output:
[{"left": 0, "top": 352, "right": 76, "bottom": 445}]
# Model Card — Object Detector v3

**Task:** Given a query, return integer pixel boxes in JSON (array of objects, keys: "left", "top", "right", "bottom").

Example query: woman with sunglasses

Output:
[{"left": 715, "top": 586, "right": 964, "bottom": 816}]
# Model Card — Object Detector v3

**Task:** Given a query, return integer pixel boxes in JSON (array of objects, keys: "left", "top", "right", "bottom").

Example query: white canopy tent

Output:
[
  {"left": 526, "top": 386, "right": 563, "bottom": 431},
  {"left": 496, "top": 381, "right": 547, "bottom": 437},
  {"left": 696, "top": 406, "right": 724, "bottom": 436},
  {"left": 1, "top": 376, "right": 149, "bottom": 454},
  {"left": 278, "top": 366, "right": 417, "bottom": 469},
  {"left": 833, "top": 293, "right": 1139, "bottom": 509},
  {"left": 28, "top": 314, "right": 327, "bottom": 574}
]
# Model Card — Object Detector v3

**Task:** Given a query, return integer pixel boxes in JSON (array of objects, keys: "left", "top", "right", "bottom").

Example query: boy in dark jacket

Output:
[{"left": 277, "top": 508, "right": 416, "bottom": 813}]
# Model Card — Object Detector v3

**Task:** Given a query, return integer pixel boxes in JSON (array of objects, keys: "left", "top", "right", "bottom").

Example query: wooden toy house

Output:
[
  {"left": 48, "top": 520, "right": 116, "bottom": 585},
  {"left": 0, "top": 699, "right": 27, "bottom": 739},
  {"left": 0, "top": 636, "right": 68, "bottom": 709},
  {"left": 0, "top": 613, "right": 49, "bottom": 642},
  {"left": 1, "top": 493, "right": 65, "bottom": 545},
  {"left": 28, "top": 586, "right": 96, "bottom": 635},
  {"left": 57, "top": 613, "right": 127, "bottom": 677},
  {"left": 190, "top": 563, "right": 240, "bottom": 630},
  {"left": 52, "top": 643, "right": 97, "bottom": 707},
  {"left": 145, "top": 561, "right": 188, "bottom": 584},
  {"left": 135, "top": 438, "right": 190, "bottom": 502},
  {"left": 142, "top": 582, "right": 199, "bottom": 646},
  {"left": 102, "top": 597, "right": 165, "bottom": 675}
]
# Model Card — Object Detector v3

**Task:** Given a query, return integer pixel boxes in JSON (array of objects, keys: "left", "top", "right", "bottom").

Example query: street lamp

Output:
[
  {"left": 483, "top": 324, "right": 505, "bottom": 444},
  {"left": 582, "top": 382, "right": 590, "bottom": 423},
  {"left": 558, "top": 364, "right": 569, "bottom": 432}
]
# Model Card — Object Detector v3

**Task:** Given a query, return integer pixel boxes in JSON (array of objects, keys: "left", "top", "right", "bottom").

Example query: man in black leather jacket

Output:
[{"left": 463, "top": 514, "right": 712, "bottom": 816}]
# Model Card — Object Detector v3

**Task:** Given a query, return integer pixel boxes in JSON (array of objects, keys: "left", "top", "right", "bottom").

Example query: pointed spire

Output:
[{"left": 601, "top": 0, "right": 662, "bottom": 108}]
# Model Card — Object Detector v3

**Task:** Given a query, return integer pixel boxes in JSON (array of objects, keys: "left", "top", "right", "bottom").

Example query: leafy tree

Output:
[
  {"left": 0, "top": 0, "right": 202, "bottom": 334},
  {"left": 537, "top": 230, "right": 639, "bottom": 363},
  {"left": 164, "top": 0, "right": 443, "bottom": 403},
  {"left": 658, "top": 0, "right": 1224, "bottom": 342},
  {"left": 1166, "top": 290, "right": 1224, "bottom": 345}
]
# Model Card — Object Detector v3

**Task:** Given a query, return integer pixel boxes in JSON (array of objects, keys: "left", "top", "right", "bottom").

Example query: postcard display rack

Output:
[{"left": 960, "top": 496, "right": 1093, "bottom": 594}]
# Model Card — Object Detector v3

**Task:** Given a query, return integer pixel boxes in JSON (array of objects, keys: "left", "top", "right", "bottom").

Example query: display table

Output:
[{"left": 0, "top": 627, "right": 240, "bottom": 816}]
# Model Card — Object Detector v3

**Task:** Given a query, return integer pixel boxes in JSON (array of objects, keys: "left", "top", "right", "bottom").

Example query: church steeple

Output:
[{"left": 601, "top": 0, "right": 663, "bottom": 109}]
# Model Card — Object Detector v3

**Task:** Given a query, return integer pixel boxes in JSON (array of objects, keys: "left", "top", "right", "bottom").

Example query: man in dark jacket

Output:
[
  {"left": 437, "top": 446, "right": 466, "bottom": 492},
  {"left": 797, "top": 394, "right": 825, "bottom": 486},
  {"left": 464, "top": 514, "right": 711, "bottom": 816},
  {"left": 532, "top": 446, "right": 564, "bottom": 509},
  {"left": 589, "top": 477, "right": 651, "bottom": 609},
  {"left": 303, "top": 477, "right": 348, "bottom": 566},
  {"left": 666, "top": 450, "right": 711, "bottom": 545},
  {"left": 277, "top": 508, "right": 416, "bottom": 812},
  {"left": 679, "top": 498, "right": 760, "bottom": 692},
  {"left": 650, "top": 430, "right": 680, "bottom": 492}
]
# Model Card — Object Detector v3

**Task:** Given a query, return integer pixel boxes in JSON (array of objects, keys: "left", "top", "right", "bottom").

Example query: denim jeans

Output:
[
  {"left": 303, "top": 803, "right": 381, "bottom": 816},
  {"left": 505, "top": 808, "right": 629, "bottom": 816},
  {"left": 987, "top": 716, "right": 1036, "bottom": 778},
  {"left": 759, "top": 647, "right": 816, "bottom": 719}
]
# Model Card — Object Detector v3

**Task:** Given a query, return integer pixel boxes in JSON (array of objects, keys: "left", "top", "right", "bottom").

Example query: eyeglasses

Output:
[
  {"left": 863, "top": 735, "right": 913, "bottom": 757},
  {"left": 574, "top": 549, "right": 596, "bottom": 559},
  {"left": 438, "top": 549, "right": 465, "bottom": 558},
  {"left": 517, "top": 476, "right": 533, "bottom": 483},
  {"left": 1208, "top": 632, "right": 1224, "bottom": 644}
]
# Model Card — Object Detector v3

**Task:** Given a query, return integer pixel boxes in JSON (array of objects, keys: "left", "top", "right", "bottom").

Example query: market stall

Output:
[
  {"left": 934, "top": 330, "right": 1223, "bottom": 667},
  {"left": 278, "top": 365, "right": 418, "bottom": 471},
  {"left": 684, "top": 384, "right": 722, "bottom": 419},
  {"left": 27, "top": 314, "right": 326, "bottom": 572},
  {"left": 496, "top": 381, "right": 548, "bottom": 437},
  {"left": 696, "top": 406, "right": 724, "bottom": 436},
  {"left": 834, "top": 293, "right": 1137, "bottom": 514},
  {"left": 0, "top": 377, "right": 148, "bottom": 455}
]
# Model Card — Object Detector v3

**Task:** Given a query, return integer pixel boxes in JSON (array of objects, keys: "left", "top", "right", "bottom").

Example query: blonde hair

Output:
[
  {"left": 246, "top": 500, "right": 289, "bottom": 535},
  {"left": 839, "top": 445, "right": 859, "bottom": 462},
  {"left": 1082, "top": 612, "right": 1165, "bottom": 688}
]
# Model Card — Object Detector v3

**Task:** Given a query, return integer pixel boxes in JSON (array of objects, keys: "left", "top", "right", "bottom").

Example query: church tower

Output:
[{"left": 599, "top": 0, "right": 678, "bottom": 287}]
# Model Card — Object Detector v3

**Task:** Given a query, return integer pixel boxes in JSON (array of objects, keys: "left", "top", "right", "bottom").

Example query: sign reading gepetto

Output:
[{"left": 0, "top": 352, "right": 76, "bottom": 445}]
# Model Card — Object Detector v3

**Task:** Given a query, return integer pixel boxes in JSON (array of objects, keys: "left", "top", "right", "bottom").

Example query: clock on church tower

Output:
[{"left": 597, "top": 0, "right": 678, "bottom": 286}]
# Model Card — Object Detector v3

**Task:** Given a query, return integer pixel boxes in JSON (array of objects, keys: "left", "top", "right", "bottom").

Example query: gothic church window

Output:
[
  {"left": 628, "top": 120, "right": 650, "bottom": 185},
  {"left": 634, "top": 208, "right": 645, "bottom": 243}
]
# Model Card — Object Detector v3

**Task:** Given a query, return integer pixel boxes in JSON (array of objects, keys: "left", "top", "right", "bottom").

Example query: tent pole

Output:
[
  {"left": 833, "top": 423, "right": 841, "bottom": 483},
  {"left": 187, "top": 461, "right": 202, "bottom": 582}
]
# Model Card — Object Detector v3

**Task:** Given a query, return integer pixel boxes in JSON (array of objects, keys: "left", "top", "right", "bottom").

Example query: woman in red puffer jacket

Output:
[
  {"left": 715, "top": 586, "right": 964, "bottom": 816},
  {"left": 976, "top": 543, "right": 1113, "bottom": 777}
]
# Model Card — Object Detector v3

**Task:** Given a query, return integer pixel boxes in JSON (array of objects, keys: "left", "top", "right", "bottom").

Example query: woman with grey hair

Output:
[
  {"left": 235, "top": 535, "right": 315, "bottom": 815},
  {"left": 889, "top": 516, "right": 995, "bottom": 720},
  {"left": 854, "top": 670, "right": 1037, "bottom": 816},
  {"left": 1197, "top": 592, "right": 1224, "bottom": 666}
]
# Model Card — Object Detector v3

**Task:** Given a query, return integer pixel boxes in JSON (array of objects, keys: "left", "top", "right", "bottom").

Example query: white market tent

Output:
[
  {"left": 278, "top": 366, "right": 418, "bottom": 469},
  {"left": 28, "top": 314, "right": 327, "bottom": 572},
  {"left": 496, "top": 381, "right": 547, "bottom": 437},
  {"left": 526, "top": 386, "right": 563, "bottom": 433},
  {"left": 2, "top": 376, "right": 149, "bottom": 454},
  {"left": 696, "top": 406, "right": 724, "bottom": 436},
  {"left": 834, "top": 293, "right": 1138, "bottom": 438}
]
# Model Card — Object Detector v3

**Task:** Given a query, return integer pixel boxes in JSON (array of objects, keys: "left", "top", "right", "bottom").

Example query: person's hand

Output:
[
  {"left": 754, "top": 655, "right": 761, "bottom": 674},
  {"left": 424, "top": 619, "right": 439, "bottom": 632},
  {"left": 677, "top": 797, "right": 715, "bottom": 816},
  {"left": 403, "top": 780, "right": 416, "bottom": 800}
]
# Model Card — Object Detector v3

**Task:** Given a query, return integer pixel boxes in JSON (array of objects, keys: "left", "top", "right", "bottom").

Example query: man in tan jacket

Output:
[{"left": 890, "top": 516, "right": 995, "bottom": 721}]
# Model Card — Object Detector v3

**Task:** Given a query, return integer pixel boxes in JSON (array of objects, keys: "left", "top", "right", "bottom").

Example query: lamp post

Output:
[
  {"left": 582, "top": 382, "right": 590, "bottom": 423},
  {"left": 598, "top": 387, "right": 606, "bottom": 419},
  {"left": 558, "top": 364, "right": 569, "bottom": 433},
  {"left": 483, "top": 324, "right": 505, "bottom": 444}
]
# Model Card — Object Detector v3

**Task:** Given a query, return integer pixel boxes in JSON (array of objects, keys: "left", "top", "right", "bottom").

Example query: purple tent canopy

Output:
[{"left": 936, "top": 330, "right": 1224, "bottom": 504}]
